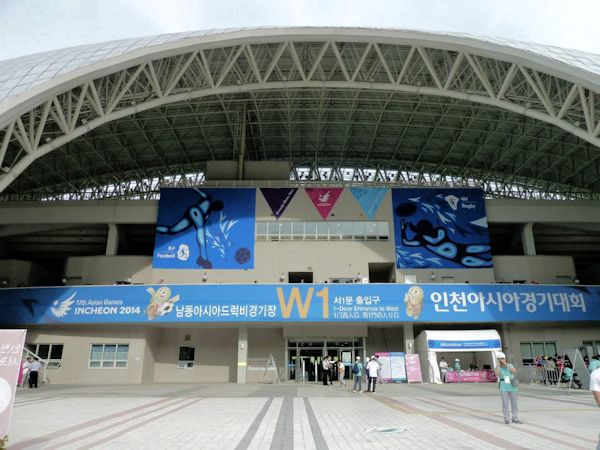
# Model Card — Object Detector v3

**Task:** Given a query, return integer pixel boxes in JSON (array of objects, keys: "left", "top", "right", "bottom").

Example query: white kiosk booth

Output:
[{"left": 415, "top": 330, "right": 502, "bottom": 384}]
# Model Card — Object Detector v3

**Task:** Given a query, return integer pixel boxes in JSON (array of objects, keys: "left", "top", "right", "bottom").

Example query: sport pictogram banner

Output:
[{"left": 305, "top": 188, "right": 344, "bottom": 220}]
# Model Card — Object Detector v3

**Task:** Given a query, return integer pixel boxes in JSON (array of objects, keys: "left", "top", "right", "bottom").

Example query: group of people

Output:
[
  {"left": 321, "top": 355, "right": 381, "bottom": 393},
  {"left": 321, "top": 356, "right": 347, "bottom": 387},
  {"left": 533, "top": 353, "right": 598, "bottom": 388},
  {"left": 438, "top": 357, "right": 464, "bottom": 382},
  {"left": 20, "top": 356, "right": 43, "bottom": 388}
]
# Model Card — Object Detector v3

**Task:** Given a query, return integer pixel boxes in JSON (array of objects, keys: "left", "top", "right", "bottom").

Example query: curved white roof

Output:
[{"left": 1, "top": 27, "right": 600, "bottom": 106}]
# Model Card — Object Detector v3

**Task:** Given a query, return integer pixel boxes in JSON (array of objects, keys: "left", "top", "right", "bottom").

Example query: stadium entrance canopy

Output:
[{"left": 1, "top": 27, "right": 600, "bottom": 201}]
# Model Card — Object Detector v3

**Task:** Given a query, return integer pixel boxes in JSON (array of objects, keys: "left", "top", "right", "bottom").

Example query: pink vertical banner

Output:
[
  {"left": 405, "top": 353, "right": 423, "bottom": 383},
  {"left": 305, "top": 188, "right": 344, "bottom": 220},
  {"left": 0, "top": 329, "right": 26, "bottom": 441}
]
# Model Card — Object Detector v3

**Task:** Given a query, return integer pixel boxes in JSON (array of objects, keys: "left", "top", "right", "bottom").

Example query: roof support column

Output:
[
  {"left": 520, "top": 223, "right": 536, "bottom": 256},
  {"left": 106, "top": 223, "right": 119, "bottom": 256},
  {"left": 403, "top": 323, "right": 415, "bottom": 354},
  {"left": 237, "top": 325, "right": 248, "bottom": 384},
  {"left": 238, "top": 103, "right": 246, "bottom": 180}
]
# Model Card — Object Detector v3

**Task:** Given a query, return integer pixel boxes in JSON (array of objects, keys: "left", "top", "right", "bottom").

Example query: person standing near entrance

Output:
[
  {"left": 338, "top": 360, "right": 346, "bottom": 387},
  {"left": 352, "top": 356, "right": 364, "bottom": 393},
  {"left": 29, "top": 357, "right": 42, "bottom": 388},
  {"left": 322, "top": 356, "right": 331, "bottom": 386},
  {"left": 495, "top": 352, "right": 522, "bottom": 424},
  {"left": 367, "top": 356, "right": 379, "bottom": 393},
  {"left": 439, "top": 357, "right": 449, "bottom": 383}
]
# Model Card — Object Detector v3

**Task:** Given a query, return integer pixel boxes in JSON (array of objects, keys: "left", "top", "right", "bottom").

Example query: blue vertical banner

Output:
[
  {"left": 392, "top": 188, "right": 492, "bottom": 269},
  {"left": 152, "top": 188, "right": 256, "bottom": 269},
  {"left": 349, "top": 187, "right": 388, "bottom": 219}
]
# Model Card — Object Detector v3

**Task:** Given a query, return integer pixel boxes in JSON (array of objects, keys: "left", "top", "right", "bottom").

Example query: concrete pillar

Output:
[
  {"left": 502, "top": 323, "right": 512, "bottom": 360},
  {"left": 403, "top": 323, "right": 414, "bottom": 354},
  {"left": 106, "top": 223, "right": 119, "bottom": 256},
  {"left": 237, "top": 326, "right": 248, "bottom": 384},
  {"left": 520, "top": 223, "right": 536, "bottom": 256}
]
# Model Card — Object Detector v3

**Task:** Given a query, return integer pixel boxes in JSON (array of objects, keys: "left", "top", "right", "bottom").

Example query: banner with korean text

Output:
[
  {"left": 0, "top": 284, "right": 598, "bottom": 325},
  {"left": 0, "top": 329, "right": 26, "bottom": 440}
]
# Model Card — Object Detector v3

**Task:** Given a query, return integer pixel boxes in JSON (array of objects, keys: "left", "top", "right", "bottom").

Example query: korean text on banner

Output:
[
  {"left": 0, "top": 329, "right": 26, "bottom": 440},
  {"left": 0, "top": 284, "right": 598, "bottom": 325}
]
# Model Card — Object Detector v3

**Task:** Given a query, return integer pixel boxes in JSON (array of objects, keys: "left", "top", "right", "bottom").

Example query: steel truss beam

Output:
[{"left": 1, "top": 37, "right": 600, "bottom": 199}]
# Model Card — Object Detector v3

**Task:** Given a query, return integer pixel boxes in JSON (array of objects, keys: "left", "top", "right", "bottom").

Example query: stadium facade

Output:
[{"left": 0, "top": 28, "right": 599, "bottom": 384}]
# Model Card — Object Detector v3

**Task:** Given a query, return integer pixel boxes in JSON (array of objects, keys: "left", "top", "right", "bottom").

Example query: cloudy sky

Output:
[{"left": 1, "top": 0, "right": 600, "bottom": 60}]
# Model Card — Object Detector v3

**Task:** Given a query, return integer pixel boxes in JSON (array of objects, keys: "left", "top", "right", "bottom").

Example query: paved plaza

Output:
[{"left": 7, "top": 382, "right": 599, "bottom": 449}]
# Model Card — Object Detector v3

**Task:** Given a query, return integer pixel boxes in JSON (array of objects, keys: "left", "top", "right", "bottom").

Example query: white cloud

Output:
[{"left": 2, "top": 0, "right": 600, "bottom": 59}]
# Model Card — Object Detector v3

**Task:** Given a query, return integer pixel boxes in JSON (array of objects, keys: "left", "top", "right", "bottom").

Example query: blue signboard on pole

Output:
[{"left": 0, "top": 283, "right": 598, "bottom": 325}]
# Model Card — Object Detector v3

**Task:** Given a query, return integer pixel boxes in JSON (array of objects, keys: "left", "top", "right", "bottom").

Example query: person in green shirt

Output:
[
  {"left": 495, "top": 352, "right": 522, "bottom": 425},
  {"left": 588, "top": 355, "right": 600, "bottom": 373}
]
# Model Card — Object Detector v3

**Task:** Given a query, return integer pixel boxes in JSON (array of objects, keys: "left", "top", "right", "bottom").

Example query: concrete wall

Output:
[
  {"left": 26, "top": 326, "right": 149, "bottom": 384},
  {"left": 503, "top": 323, "right": 600, "bottom": 364},
  {"left": 153, "top": 327, "right": 238, "bottom": 382},
  {"left": 492, "top": 255, "right": 576, "bottom": 284},
  {"left": 0, "top": 259, "right": 57, "bottom": 287},
  {"left": 65, "top": 256, "right": 153, "bottom": 285}
]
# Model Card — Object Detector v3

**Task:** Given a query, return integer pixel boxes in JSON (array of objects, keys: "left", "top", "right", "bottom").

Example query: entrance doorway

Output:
[{"left": 286, "top": 337, "right": 365, "bottom": 382}]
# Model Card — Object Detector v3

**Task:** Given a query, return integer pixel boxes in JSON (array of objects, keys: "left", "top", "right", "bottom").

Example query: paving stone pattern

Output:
[{"left": 7, "top": 382, "right": 599, "bottom": 449}]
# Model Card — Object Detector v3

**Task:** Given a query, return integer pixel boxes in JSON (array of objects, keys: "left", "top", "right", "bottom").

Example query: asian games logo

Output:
[
  {"left": 50, "top": 292, "right": 76, "bottom": 318},
  {"left": 317, "top": 191, "right": 331, "bottom": 206},
  {"left": 177, "top": 244, "right": 190, "bottom": 261}
]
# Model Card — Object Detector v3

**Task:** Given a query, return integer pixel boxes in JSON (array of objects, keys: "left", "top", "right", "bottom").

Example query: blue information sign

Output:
[{"left": 0, "top": 284, "right": 598, "bottom": 325}]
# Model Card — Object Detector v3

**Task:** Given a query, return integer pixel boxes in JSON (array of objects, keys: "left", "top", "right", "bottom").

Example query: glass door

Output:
[{"left": 287, "top": 337, "right": 365, "bottom": 383}]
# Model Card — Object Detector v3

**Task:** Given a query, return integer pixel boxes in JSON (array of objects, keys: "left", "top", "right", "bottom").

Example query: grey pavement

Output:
[{"left": 6, "top": 382, "right": 600, "bottom": 449}]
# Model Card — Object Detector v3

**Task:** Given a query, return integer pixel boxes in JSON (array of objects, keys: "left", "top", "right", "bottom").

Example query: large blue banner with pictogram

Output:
[
  {"left": 152, "top": 188, "right": 256, "bottom": 269},
  {"left": 392, "top": 188, "right": 492, "bottom": 269},
  {"left": 0, "top": 284, "right": 598, "bottom": 325}
]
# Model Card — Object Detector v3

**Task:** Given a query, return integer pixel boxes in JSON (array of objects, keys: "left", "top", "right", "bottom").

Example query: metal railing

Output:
[{"left": 517, "top": 364, "right": 582, "bottom": 388}]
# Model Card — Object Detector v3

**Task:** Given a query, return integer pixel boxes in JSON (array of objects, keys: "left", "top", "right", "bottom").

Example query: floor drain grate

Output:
[{"left": 366, "top": 426, "right": 408, "bottom": 434}]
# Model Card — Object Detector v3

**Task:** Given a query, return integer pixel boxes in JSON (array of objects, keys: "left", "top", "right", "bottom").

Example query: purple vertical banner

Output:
[
  {"left": 0, "top": 329, "right": 26, "bottom": 441},
  {"left": 260, "top": 188, "right": 298, "bottom": 220}
]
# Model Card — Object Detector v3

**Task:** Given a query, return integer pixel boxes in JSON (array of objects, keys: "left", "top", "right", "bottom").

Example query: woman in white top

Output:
[{"left": 338, "top": 360, "right": 346, "bottom": 387}]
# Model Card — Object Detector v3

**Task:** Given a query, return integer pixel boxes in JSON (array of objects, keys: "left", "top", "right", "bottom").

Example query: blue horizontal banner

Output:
[
  {"left": 427, "top": 339, "right": 501, "bottom": 349},
  {"left": 0, "top": 283, "right": 598, "bottom": 325}
]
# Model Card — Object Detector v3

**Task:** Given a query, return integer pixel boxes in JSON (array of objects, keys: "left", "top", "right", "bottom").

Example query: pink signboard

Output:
[
  {"left": 444, "top": 370, "right": 497, "bottom": 383},
  {"left": 405, "top": 353, "right": 423, "bottom": 383},
  {"left": 305, "top": 188, "right": 344, "bottom": 220},
  {"left": 0, "top": 329, "right": 26, "bottom": 440}
]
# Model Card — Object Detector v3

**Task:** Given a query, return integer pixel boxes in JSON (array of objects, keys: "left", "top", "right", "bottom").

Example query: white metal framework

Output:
[{"left": 1, "top": 28, "right": 600, "bottom": 200}]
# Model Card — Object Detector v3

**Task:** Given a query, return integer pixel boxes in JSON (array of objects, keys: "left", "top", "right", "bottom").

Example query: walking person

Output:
[
  {"left": 366, "top": 356, "right": 379, "bottom": 393},
  {"left": 338, "top": 360, "right": 347, "bottom": 387},
  {"left": 352, "top": 356, "right": 364, "bottom": 393},
  {"left": 28, "top": 357, "right": 42, "bottom": 388},
  {"left": 495, "top": 352, "right": 522, "bottom": 424}
]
